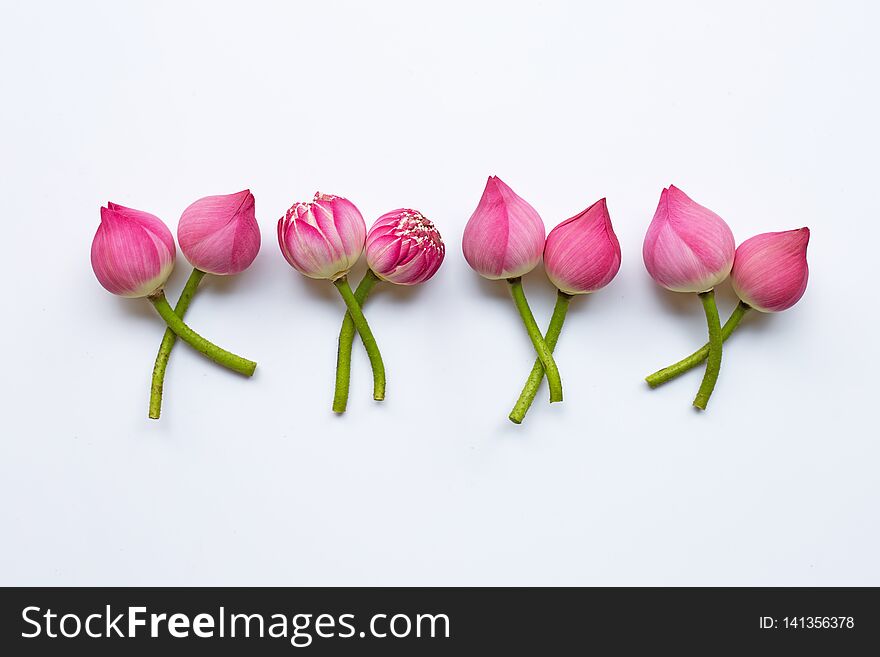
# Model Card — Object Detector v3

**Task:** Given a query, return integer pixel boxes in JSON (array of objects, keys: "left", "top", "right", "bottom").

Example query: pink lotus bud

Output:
[
  {"left": 544, "top": 198, "right": 621, "bottom": 294},
  {"left": 642, "top": 185, "right": 736, "bottom": 293},
  {"left": 365, "top": 209, "right": 445, "bottom": 285},
  {"left": 731, "top": 228, "right": 810, "bottom": 312},
  {"left": 177, "top": 189, "right": 261, "bottom": 275},
  {"left": 277, "top": 192, "right": 366, "bottom": 280},
  {"left": 462, "top": 176, "right": 545, "bottom": 279},
  {"left": 91, "top": 203, "right": 176, "bottom": 298}
]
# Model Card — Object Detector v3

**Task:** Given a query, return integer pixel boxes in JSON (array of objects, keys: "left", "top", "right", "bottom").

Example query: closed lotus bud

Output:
[
  {"left": 462, "top": 176, "right": 545, "bottom": 279},
  {"left": 91, "top": 203, "right": 176, "bottom": 298},
  {"left": 177, "top": 189, "right": 261, "bottom": 275},
  {"left": 365, "top": 209, "right": 445, "bottom": 285},
  {"left": 731, "top": 228, "right": 810, "bottom": 312},
  {"left": 642, "top": 185, "right": 735, "bottom": 292},
  {"left": 277, "top": 192, "right": 366, "bottom": 280},
  {"left": 544, "top": 198, "right": 621, "bottom": 294}
]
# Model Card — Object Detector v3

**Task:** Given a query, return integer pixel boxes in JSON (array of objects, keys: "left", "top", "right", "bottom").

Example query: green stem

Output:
[
  {"left": 645, "top": 301, "right": 751, "bottom": 388},
  {"left": 333, "top": 275, "right": 386, "bottom": 402},
  {"left": 509, "top": 290, "right": 572, "bottom": 424},
  {"left": 507, "top": 277, "right": 563, "bottom": 403},
  {"left": 693, "top": 289, "right": 722, "bottom": 411},
  {"left": 148, "top": 268, "right": 206, "bottom": 419},
  {"left": 147, "top": 290, "right": 256, "bottom": 377},
  {"left": 333, "top": 269, "right": 381, "bottom": 413}
]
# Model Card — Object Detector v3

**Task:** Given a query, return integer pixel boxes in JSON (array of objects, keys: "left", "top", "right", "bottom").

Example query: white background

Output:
[{"left": 1, "top": 0, "right": 878, "bottom": 586}]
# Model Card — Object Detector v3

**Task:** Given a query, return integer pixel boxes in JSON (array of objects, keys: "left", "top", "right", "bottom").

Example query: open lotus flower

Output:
[
  {"left": 332, "top": 209, "right": 446, "bottom": 413},
  {"left": 642, "top": 185, "right": 736, "bottom": 410},
  {"left": 645, "top": 226, "right": 811, "bottom": 402},
  {"left": 462, "top": 176, "right": 562, "bottom": 404},
  {"left": 731, "top": 228, "right": 810, "bottom": 312},
  {"left": 91, "top": 203, "right": 176, "bottom": 298},
  {"left": 91, "top": 203, "right": 257, "bottom": 416},
  {"left": 278, "top": 192, "right": 366, "bottom": 280},
  {"left": 148, "top": 189, "right": 263, "bottom": 419},
  {"left": 278, "top": 192, "right": 385, "bottom": 403},
  {"left": 510, "top": 198, "right": 622, "bottom": 424},
  {"left": 178, "top": 189, "right": 261, "bottom": 276}
]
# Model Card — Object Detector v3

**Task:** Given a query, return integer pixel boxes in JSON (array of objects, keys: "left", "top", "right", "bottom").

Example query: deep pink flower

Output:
[
  {"left": 642, "top": 185, "right": 735, "bottom": 292},
  {"left": 91, "top": 203, "right": 176, "bottom": 298},
  {"left": 365, "top": 209, "right": 445, "bottom": 286},
  {"left": 731, "top": 228, "right": 810, "bottom": 312},
  {"left": 277, "top": 192, "right": 366, "bottom": 280},
  {"left": 462, "top": 176, "right": 545, "bottom": 279},
  {"left": 544, "top": 198, "right": 621, "bottom": 294},
  {"left": 177, "top": 189, "right": 260, "bottom": 275}
]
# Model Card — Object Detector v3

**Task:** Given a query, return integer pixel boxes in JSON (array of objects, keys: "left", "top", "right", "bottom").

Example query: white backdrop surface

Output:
[{"left": 1, "top": 0, "right": 878, "bottom": 585}]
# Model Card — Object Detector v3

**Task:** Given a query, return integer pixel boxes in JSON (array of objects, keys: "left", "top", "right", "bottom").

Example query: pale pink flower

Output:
[
  {"left": 91, "top": 203, "right": 176, "bottom": 298},
  {"left": 544, "top": 198, "right": 621, "bottom": 294},
  {"left": 643, "top": 185, "right": 735, "bottom": 292},
  {"left": 462, "top": 176, "right": 545, "bottom": 279},
  {"left": 178, "top": 189, "right": 260, "bottom": 275},
  {"left": 277, "top": 192, "right": 366, "bottom": 280},
  {"left": 731, "top": 228, "right": 810, "bottom": 312}
]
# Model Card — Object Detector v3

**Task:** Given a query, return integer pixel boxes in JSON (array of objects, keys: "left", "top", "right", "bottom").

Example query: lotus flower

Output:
[
  {"left": 462, "top": 176, "right": 562, "bottom": 404},
  {"left": 544, "top": 198, "right": 621, "bottom": 295},
  {"left": 731, "top": 228, "right": 810, "bottom": 312},
  {"left": 365, "top": 209, "right": 445, "bottom": 285},
  {"left": 149, "top": 189, "right": 262, "bottom": 419},
  {"left": 462, "top": 176, "right": 545, "bottom": 280},
  {"left": 279, "top": 192, "right": 384, "bottom": 404},
  {"left": 278, "top": 192, "right": 366, "bottom": 280},
  {"left": 643, "top": 185, "right": 735, "bottom": 293},
  {"left": 91, "top": 203, "right": 176, "bottom": 298},
  {"left": 642, "top": 185, "right": 736, "bottom": 410},
  {"left": 509, "top": 198, "right": 621, "bottom": 424},
  {"left": 178, "top": 189, "right": 261, "bottom": 275},
  {"left": 332, "top": 209, "right": 446, "bottom": 413}
]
